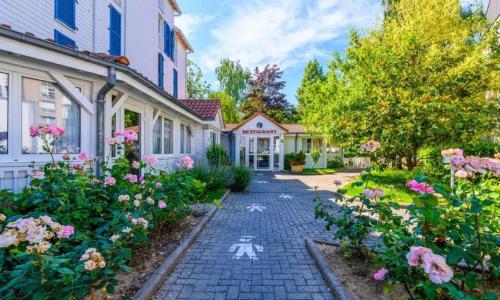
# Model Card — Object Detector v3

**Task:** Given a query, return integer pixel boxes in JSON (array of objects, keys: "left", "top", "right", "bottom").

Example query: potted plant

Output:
[{"left": 290, "top": 151, "right": 306, "bottom": 173}]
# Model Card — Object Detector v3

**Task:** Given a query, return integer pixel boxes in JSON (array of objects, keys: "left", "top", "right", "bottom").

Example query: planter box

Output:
[{"left": 291, "top": 164, "right": 304, "bottom": 173}]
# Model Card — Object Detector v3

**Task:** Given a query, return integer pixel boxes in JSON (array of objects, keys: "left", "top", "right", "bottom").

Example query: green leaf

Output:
[
  {"left": 446, "top": 247, "right": 463, "bottom": 265},
  {"left": 482, "top": 292, "right": 497, "bottom": 300},
  {"left": 58, "top": 267, "right": 75, "bottom": 275},
  {"left": 119, "top": 248, "right": 132, "bottom": 260}
]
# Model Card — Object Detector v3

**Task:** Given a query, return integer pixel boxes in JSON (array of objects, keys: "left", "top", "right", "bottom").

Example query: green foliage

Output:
[
  {"left": 298, "top": 0, "right": 499, "bottom": 169},
  {"left": 310, "top": 150, "right": 321, "bottom": 167},
  {"left": 327, "top": 159, "right": 344, "bottom": 169},
  {"left": 186, "top": 59, "right": 212, "bottom": 98},
  {"left": 290, "top": 151, "right": 306, "bottom": 166},
  {"left": 206, "top": 144, "right": 230, "bottom": 167},
  {"left": 215, "top": 58, "right": 250, "bottom": 108},
  {"left": 187, "top": 165, "right": 234, "bottom": 192},
  {"left": 316, "top": 153, "right": 499, "bottom": 299},
  {"left": 208, "top": 91, "right": 241, "bottom": 123},
  {"left": 284, "top": 153, "right": 294, "bottom": 171},
  {"left": 229, "top": 165, "right": 252, "bottom": 192}
]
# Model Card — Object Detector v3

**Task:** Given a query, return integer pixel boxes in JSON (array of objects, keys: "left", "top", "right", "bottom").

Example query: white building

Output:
[
  {"left": 0, "top": 0, "right": 224, "bottom": 191},
  {"left": 227, "top": 113, "right": 327, "bottom": 171}
]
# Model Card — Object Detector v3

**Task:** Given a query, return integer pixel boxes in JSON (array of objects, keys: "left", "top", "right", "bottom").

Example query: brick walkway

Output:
[{"left": 153, "top": 172, "right": 355, "bottom": 300}]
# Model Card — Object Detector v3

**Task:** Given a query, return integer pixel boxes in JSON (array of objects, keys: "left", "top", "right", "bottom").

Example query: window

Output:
[
  {"left": 54, "top": 30, "right": 76, "bottom": 49},
  {"left": 55, "top": 0, "right": 76, "bottom": 30},
  {"left": 153, "top": 116, "right": 173, "bottom": 154},
  {"left": 302, "top": 138, "right": 322, "bottom": 153},
  {"left": 173, "top": 68, "right": 178, "bottom": 98},
  {"left": 170, "top": 29, "right": 175, "bottom": 60},
  {"left": 109, "top": 6, "right": 121, "bottom": 55},
  {"left": 158, "top": 15, "right": 164, "bottom": 51},
  {"left": 22, "top": 77, "right": 81, "bottom": 154},
  {"left": 0, "top": 73, "right": 8, "bottom": 154},
  {"left": 158, "top": 53, "right": 164, "bottom": 89},
  {"left": 180, "top": 124, "right": 192, "bottom": 154},
  {"left": 210, "top": 131, "right": 218, "bottom": 145}
]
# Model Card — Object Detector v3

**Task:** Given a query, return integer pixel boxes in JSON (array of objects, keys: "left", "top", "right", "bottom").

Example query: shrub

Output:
[
  {"left": 206, "top": 144, "right": 229, "bottom": 166},
  {"left": 0, "top": 126, "right": 207, "bottom": 299},
  {"left": 188, "top": 165, "right": 234, "bottom": 192},
  {"left": 290, "top": 151, "right": 306, "bottom": 166},
  {"left": 315, "top": 141, "right": 500, "bottom": 299},
  {"left": 229, "top": 165, "right": 252, "bottom": 192},
  {"left": 284, "top": 153, "right": 294, "bottom": 170},
  {"left": 327, "top": 159, "right": 344, "bottom": 169},
  {"left": 310, "top": 150, "right": 321, "bottom": 167}
]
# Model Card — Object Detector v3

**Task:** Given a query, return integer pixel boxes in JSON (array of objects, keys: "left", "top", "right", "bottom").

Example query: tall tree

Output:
[
  {"left": 299, "top": 0, "right": 499, "bottom": 170},
  {"left": 186, "top": 59, "right": 212, "bottom": 98},
  {"left": 208, "top": 91, "right": 241, "bottom": 124},
  {"left": 215, "top": 59, "right": 250, "bottom": 108},
  {"left": 242, "top": 64, "right": 295, "bottom": 123}
]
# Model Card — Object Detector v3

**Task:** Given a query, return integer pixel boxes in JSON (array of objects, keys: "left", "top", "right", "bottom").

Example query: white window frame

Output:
[
  {"left": 0, "top": 64, "right": 88, "bottom": 164},
  {"left": 152, "top": 115, "right": 174, "bottom": 157},
  {"left": 180, "top": 123, "right": 192, "bottom": 155}
]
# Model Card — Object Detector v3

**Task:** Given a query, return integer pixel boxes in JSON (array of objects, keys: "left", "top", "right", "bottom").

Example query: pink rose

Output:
[
  {"left": 78, "top": 152, "right": 88, "bottom": 161},
  {"left": 405, "top": 180, "right": 435, "bottom": 194},
  {"left": 373, "top": 268, "right": 388, "bottom": 281},
  {"left": 155, "top": 182, "right": 162, "bottom": 188},
  {"left": 406, "top": 246, "right": 433, "bottom": 267},
  {"left": 125, "top": 173, "right": 138, "bottom": 183},
  {"left": 57, "top": 225, "right": 75, "bottom": 239},
  {"left": 180, "top": 156, "right": 194, "bottom": 169},
  {"left": 48, "top": 124, "right": 64, "bottom": 136},
  {"left": 29, "top": 125, "right": 39, "bottom": 137},
  {"left": 31, "top": 171, "right": 44, "bottom": 179},
  {"left": 422, "top": 253, "right": 453, "bottom": 284},
  {"left": 441, "top": 149, "right": 463, "bottom": 158},
  {"left": 106, "top": 137, "right": 121, "bottom": 145},
  {"left": 104, "top": 177, "right": 116, "bottom": 186},
  {"left": 116, "top": 129, "right": 138, "bottom": 143},
  {"left": 143, "top": 155, "right": 158, "bottom": 165},
  {"left": 455, "top": 169, "right": 468, "bottom": 178},
  {"left": 158, "top": 200, "right": 167, "bottom": 209},
  {"left": 132, "top": 161, "right": 140, "bottom": 169},
  {"left": 361, "top": 140, "right": 381, "bottom": 153},
  {"left": 363, "top": 188, "right": 384, "bottom": 199}
]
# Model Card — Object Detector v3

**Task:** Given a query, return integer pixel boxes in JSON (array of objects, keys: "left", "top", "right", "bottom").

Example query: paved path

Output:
[{"left": 153, "top": 170, "right": 361, "bottom": 300}]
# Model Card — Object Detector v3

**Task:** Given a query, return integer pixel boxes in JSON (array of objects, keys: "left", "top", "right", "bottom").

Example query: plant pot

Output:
[{"left": 291, "top": 164, "right": 304, "bottom": 173}]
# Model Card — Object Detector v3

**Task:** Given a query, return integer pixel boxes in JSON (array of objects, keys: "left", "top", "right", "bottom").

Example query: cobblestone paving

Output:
[{"left": 153, "top": 172, "right": 344, "bottom": 300}]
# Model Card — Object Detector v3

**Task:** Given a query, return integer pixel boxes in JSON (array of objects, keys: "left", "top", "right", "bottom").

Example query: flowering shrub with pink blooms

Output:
[
  {"left": 316, "top": 142, "right": 499, "bottom": 299},
  {"left": 0, "top": 127, "right": 207, "bottom": 298}
]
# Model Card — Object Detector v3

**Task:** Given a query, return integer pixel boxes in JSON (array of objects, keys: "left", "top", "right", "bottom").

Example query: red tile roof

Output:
[
  {"left": 225, "top": 113, "right": 307, "bottom": 133},
  {"left": 180, "top": 99, "right": 221, "bottom": 120},
  {"left": 282, "top": 124, "right": 306, "bottom": 133},
  {"left": 225, "top": 124, "right": 238, "bottom": 131}
]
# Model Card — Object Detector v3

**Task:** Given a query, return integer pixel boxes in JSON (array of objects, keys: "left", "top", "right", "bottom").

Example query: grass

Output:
[
  {"left": 200, "top": 188, "right": 226, "bottom": 203},
  {"left": 301, "top": 168, "right": 344, "bottom": 175},
  {"left": 340, "top": 169, "right": 416, "bottom": 203}
]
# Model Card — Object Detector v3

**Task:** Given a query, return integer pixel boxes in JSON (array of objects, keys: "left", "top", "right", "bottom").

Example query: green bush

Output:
[
  {"left": 284, "top": 153, "right": 294, "bottom": 170},
  {"left": 327, "top": 159, "right": 344, "bottom": 169},
  {"left": 188, "top": 165, "right": 234, "bottom": 192},
  {"left": 310, "top": 150, "right": 321, "bottom": 167},
  {"left": 229, "top": 165, "right": 252, "bottom": 192},
  {"left": 206, "top": 144, "right": 229, "bottom": 166}
]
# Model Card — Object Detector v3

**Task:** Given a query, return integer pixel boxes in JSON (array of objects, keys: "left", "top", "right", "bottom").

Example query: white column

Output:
[
  {"left": 270, "top": 136, "right": 274, "bottom": 171},
  {"left": 234, "top": 134, "right": 240, "bottom": 166}
]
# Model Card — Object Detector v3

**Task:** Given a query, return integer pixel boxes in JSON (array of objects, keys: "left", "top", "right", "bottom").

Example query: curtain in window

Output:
[
  {"left": 0, "top": 73, "right": 8, "bottom": 154},
  {"left": 163, "top": 118, "right": 172, "bottom": 154},
  {"left": 180, "top": 124, "right": 185, "bottom": 154},
  {"left": 153, "top": 118, "right": 162, "bottom": 154},
  {"left": 186, "top": 126, "right": 192, "bottom": 154}
]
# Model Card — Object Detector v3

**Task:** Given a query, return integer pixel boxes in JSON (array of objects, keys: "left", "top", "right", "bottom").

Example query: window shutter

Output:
[
  {"left": 158, "top": 53, "right": 164, "bottom": 89},
  {"left": 54, "top": 30, "right": 76, "bottom": 49},
  {"left": 173, "top": 69, "right": 178, "bottom": 98},
  {"left": 170, "top": 29, "right": 175, "bottom": 59},
  {"left": 109, "top": 6, "right": 121, "bottom": 55},
  {"left": 164, "top": 21, "right": 170, "bottom": 56},
  {"left": 55, "top": 0, "right": 76, "bottom": 30}
]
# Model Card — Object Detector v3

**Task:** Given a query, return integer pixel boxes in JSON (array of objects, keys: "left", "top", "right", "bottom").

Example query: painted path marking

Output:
[
  {"left": 247, "top": 204, "right": 266, "bottom": 212},
  {"left": 279, "top": 193, "right": 293, "bottom": 199},
  {"left": 229, "top": 236, "right": 263, "bottom": 260}
]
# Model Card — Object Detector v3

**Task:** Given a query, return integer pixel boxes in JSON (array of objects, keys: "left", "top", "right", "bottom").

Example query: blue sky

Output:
[{"left": 176, "top": 0, "right": 488, "bottom": 105}]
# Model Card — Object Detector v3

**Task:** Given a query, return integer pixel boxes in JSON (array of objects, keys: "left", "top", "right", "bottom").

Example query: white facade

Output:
[
  {"left": 231, "top": 113, "right": 327, "bottom": 171},
  {"left": 0, "top": 10, "right": 217, "bottom": 192},
  {"left": 0, "top": 0, "right": 189, "bottom": 99}
]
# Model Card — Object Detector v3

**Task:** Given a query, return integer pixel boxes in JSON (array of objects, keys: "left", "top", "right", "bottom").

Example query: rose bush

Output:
[
  {"left": 315, "top": 141, "right": 499, "bottom": 299},
  {"left": 0, "top": 125, "right": 206, "bottom": 299}
]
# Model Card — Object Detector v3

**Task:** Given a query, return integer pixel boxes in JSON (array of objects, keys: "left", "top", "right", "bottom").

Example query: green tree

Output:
[
  {"left": 208, "top": 91, "right": 241, "bottom": 123},
  {"left": 186, "top": 59, "right": 212, "bottom": 98},
  {"left": 215, "top": 58, "right": 250, "bottom": 108},
  {"left": 299, "top": 0, "right": 499, "bottom": 170}
]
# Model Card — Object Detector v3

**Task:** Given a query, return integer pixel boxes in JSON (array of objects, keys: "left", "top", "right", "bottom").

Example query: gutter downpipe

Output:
[
  {"left": 96, "top": 67, "right": 117, "bottom": 176},
  {"left": 294, "top": 133, "right": 298, "bottom": 152}
]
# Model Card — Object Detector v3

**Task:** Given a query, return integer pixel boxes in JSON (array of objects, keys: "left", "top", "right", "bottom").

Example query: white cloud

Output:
[
  {"left": 198, "top": 0, "right": 382, "bottom": 73},
  {"left": 176, "top": 14, "right": 214, "bottom": 37}
]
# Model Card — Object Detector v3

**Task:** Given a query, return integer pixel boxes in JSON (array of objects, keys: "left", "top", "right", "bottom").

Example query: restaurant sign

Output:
[{"left": 242, "top": 129, "right": 277, "bottom": 135}]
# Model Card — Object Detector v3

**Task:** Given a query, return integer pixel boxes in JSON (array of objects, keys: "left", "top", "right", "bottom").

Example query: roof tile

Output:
[{"left": 180, "top": 99, "right": 221, "bottom": 120}]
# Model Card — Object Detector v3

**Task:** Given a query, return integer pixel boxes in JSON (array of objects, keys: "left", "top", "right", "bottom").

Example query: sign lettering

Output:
[{"left": 242, "top": 129, "right": 277, "bottom": 134}]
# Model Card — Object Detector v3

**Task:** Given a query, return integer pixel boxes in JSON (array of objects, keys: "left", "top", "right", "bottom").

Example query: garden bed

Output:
[
  {"left": 111, "top": 211, "right": 205, "bottom": 299},
  {"left": 302, "top": 168, "right": 344, "bottom": 175},
  {"left": 316, "top": 242, "right": 406, "bottom": 300}
]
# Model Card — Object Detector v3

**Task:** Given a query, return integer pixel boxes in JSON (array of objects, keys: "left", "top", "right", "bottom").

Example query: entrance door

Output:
[
  {"left": 124, "top": 109, "right": 141, "bottom": 171},
  {"left": 256, "top": 137, "right": 270, "bottom": 169}
]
